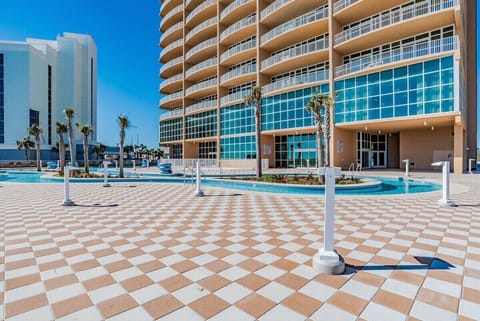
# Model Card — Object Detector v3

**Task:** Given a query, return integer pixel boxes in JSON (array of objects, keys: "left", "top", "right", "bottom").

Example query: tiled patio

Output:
[{"left": 1, "top": 171, "right": 479, "bottom": 320}]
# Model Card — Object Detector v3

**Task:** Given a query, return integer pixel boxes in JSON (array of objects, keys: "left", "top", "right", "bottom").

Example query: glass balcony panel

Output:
[
  {"left": 186, "top": 0, "right": 216, "bottom": 25},
  {"left": 160, "top": 4, "right": 183, "bottom": 31},
  {"left": 263, "top": 70, "right": 329, "bottom": 94},
  {"left": 261, "top": 0, "right": 292, "bottom": 20},
  {"left": 160, "top": 39, "right": 183, "bottom": 61},
  {"left": 160, "top": 73, "right": 183, "bottom": 91},
  {"left": 333, "top": 0, "right": 359, "bottom": 14},
  {"left": 220, "top": 90, "right": 251, "bottom": 106},
  {"left": 160, "top": 57, "right": 183, "bottom": 76},
  {"left": 160, "top": 108, "right": 183, "bottom": 120},
  {"left": 221, "top": 14, "right": 256, "bottom": 42},
  {"left": 186, "top": 99, "right": 218, "bottom": 114},
  {"left": 221, "top": 38, "right": 256, "bottom": 63},
  {"left": 220, "top": 64, "right": 256, "bottom": 84},
  {"left": 160, "top": 91, "right": 183, "bottom": 106},
  {"left": 186, "top": 77, "right": 217, "bottom": 96},
  {"left": 186, "top": 17, "right": 217, "bottom": 43},
  {"left": 160, "top": 21, "right": 183, "bottom": 45},
  {"left": 185, "top": 37, "right": 217, "bottom": 60},
  {"left": 186, "top": 57, "right": 218, "bottom": 78},
  {"left": 221, "top": 0, "right": 253, "bottom": 21}
]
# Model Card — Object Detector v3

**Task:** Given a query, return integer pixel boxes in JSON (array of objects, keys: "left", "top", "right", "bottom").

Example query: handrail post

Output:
[
  {"left": 61, "top": 166, "right": 75, "bottom": 206},
  {"left": 468, "top": 158, "right": 476, "bottom": 174},
  {"left": 103, "top": 161, "right": 111, "bottom": 187},
  {"left": 194, "top": 161, "right": 204, "bottom": 197},
  {"left": 402, "top": 159, "right": 410, "bottom": 176},
  {"left": 432, "top": 161, "right": 455, "bottom": 207}
]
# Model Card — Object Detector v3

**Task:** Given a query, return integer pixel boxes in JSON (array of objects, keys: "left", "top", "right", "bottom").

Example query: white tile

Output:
[
  {"left": 5, "top": 282, "right": 45, "bottom": 302},
  {"left": 159, "top": 253, "right": 185, "bottom": 265},
  {"left": 284, "top": 252, "right": 310, "bottom": 264},
  {"left": 35, "top": 253, "right": 65, "bottom": 264},
  {"left": 5, "top": 266, "right": 39, "bottom": 279},
  {"left": 65, "top": 253, "right": 95, "bottom": 264},
  {"left": 191, "top": 254, "right": 217, "bottom": 265},
  {"left": 222, "top": 253, "right": 248, "bottom": 265},
  {"left": 156, "top": 306, "right": 204, "bottom": 321},
  {"left": 377, "top": 249, "right": 404, "bottom": 260},
  {"left": 172, "top": 283, "right": 210, "bottom": 305},
  {"left": 310, "top": 304, "right": 357, "bottom": 321},
  {"left": 131, "top": 283, "right": 168, "bottom": 305},
  {"left": 423, "top": 277, "right": 461, "bottom": 298},
  {"left": 106, "top": 306, "right": 152, "bottom": 321},
  {"left": 459, "top": 299, "right": 480, "bottom": 320},
  {"left": 76, "top": 266, "right": 108, "bottom": 281},
  {"left": 253, "top": 253, "right": 280, "bottom": 264},
  {"left": 254, "top": 265, "right": 286, "bottom": 280},
  {"left": 128, "top": 254, "right": 156, "bottom": 266},
  {"left": 183, "top": 267, "right": 214, "bottom": 282},
  {"left": 360, "top": 302, "right": 406, "bottom": 321},
  {"left": 257, "top": 282, "right": 294, "bottom": 303},
  {"left": 147, "top": 267, "right": 177, "bottom": 282},
  {"left": 5, "top": 305, "right": 53, "bottom": 321},
  {"left": 207, "top": 306, "right": 255, "bottom": 321},
  {"left": 340, "top": 280, "right": 378, "bottom": 300},
  {"left": 290, "top": 265, "right": 318, "bottom": 280},
  {"left": 56, "top": 306, "right": 103, "bottom": 321},
  {"left": 410, "top": 301, "right": 457, "bottom": 321},
  {"left": 214, "top": 283, "right": 252, "bottom": 304},
  {"left": 111, "top": 266, "right": 143, "bottom": 282},
  {"left": 299, "top": 281, "right": 336, "bottom": 302},
  {"left": 47, "top": 283, "right": 86, "bottom": 303},
  {"left": 219, "top": 266, "right": 250, "bottom": 281},
  {"left": 97, "top": 254, "right": 124, "bottom": 265},
  {"left": 40, "top": 266, "right": 73, "bottom": 280},
  {"left": 258, "top": 305, "right": 305, "bottom": 321},
  {"left": 89, "top": 283, "right": 126, "bottom": 304}
]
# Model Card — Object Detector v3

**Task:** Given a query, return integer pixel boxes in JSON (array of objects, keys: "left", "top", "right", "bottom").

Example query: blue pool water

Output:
[{"left": 0, "top": 170, "right": 441, "bottom": 195}]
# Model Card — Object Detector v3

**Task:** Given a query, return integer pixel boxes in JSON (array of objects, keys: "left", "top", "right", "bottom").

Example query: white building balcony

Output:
[
  {"left": 159, "top": 73, "right": 183, "bottom": 93},
  {"left": 160, "top": 56, "right": 183, "bottom": 78},
  {"left": 333, "top": 0, "right": 359, "bottom": 14},
  {"left": 220, "top": 14, "right": 256, "bottom": 46},
  {"left": 220, "top": 37, "right": 256, "bottom": 65},
  {"left": 160, "top": 3, "right": 183, "bottom": 32},
  {"left": 185, "top": 77, "right": 217, "bottom": 98},
  {"left": 186, "top": 0, "right": 217, "bottom": 27},
  {"left": 160, "top": 21, "right": 183, "bottom": 47},
  {"left": 160, "top": 108, "right": 183, "bottom": 120},
  {"left": 220, "top": 64, "right": 256, "bottom": 86},
  {"left": 263, "top": 70, "right": 329, "bottom": 95},
  {"left": 160, "top": 91, "right": 183, "bottom": 107},
  {"left": 185, "top": 37, "right": 217, "bottom": 63},
  {"left": 185, "top": 17, "right": 217, "bottom": 45},
  {"left": 160, "top": 39, "right": 183, "bottom": 63},
  {"left": 185, "top": 57, "right": 217, "bottom": 81},
  {"left": 220, "top": 0, "right": 255, "bottom": 24},
  {"left": 220, "top": 90, "right": 251, "bottom": 106},
  {"left": 185, "top": 99, "right": 217, "bottom": 115}
]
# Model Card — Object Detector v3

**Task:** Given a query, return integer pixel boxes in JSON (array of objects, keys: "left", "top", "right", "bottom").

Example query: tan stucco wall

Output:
[
  {"left": 262, "top": 134, "right": 275, "bottom": 168},
  {"left": 332, "top": 128, "right": 356, "bottom": 170}
]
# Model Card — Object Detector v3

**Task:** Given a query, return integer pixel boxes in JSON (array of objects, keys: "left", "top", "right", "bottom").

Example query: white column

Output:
[
  {"left": 103, "top": 161, "right": 111, "bottom": 187},
  {"left": 194, "top": 161, "right": 204, "bottom": 197},
  {"left": 402, "top": 159, "right": 410, "bottom": 177},
  {"left": 61, "top": 166, "right": 75, "bottom": 206},
  {"left": 432, "top": 161, "right": 455, "bottom": 207}
]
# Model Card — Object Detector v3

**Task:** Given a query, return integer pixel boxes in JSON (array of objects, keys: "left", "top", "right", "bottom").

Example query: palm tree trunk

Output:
[
  {"left": 255, "top": 105, "right": 262, "bottom": 178},
  {"left": 119, "top": 144, "right": 124, "bottom": 178},
  {"left": 59, "top": 139, "right": 65, "bottom": 175},
  {"left": 68, "top": 128, "right": 75, "bottom": 165},
  {"left": 36, "top": 138, "right": 41, "bottom": 171},
  {"left": 324, "top": 106, "right": 331, "bottom": 167},
  {"left": 84, "top": 136, "right": 89, "bottom": 174},
  {"left": 24, "top": 148, "right": 28, "bottom": 161}
]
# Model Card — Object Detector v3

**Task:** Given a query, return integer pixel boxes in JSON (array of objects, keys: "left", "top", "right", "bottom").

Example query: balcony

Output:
[
  {"left": 263, "top": 70, "right": 329, "bottom": 95},
  {"left": 160, "top": 108, "right": 183, "bottom": 120},
  {"left": 335, "top": 36, "right": 459, "bottom": 78},
  {"left": 160, "top": 3, "right": 183, "bottom": 32},
  {"left": 334, "top": 0, "right": 457, "bottom": 54},
  {"left": 160, "top": 39, "right": 183, "bottom": 63},
  {"left": 185, "top": 77, "right": 217, "bottom": 98},
  {"left": 160, "top": 21, "right": 183, "bottom": 47},
  {"left": 261, "top": 36, "right": 329, "bottom": 75},
  {"left": 220, "top": 0, "right": 256, "bottom": 25},
  {"left": 220, "top": 64, "right": 256, "bottom": 87},
  {"left": 160, "top": 73, "right": 183, "bottom": 94},
  {"left": 333, "top": 0, "right": 406, "bottom": 25},
  {"left": 260, "top": 0, "right": 321, "bottom": 27},
  {"left": 186, "top": 99, "right": 217, "bottom": 115},
  {"left": 160, "top": 91, "right": 183, "bottom": 108},
  {"left": 185, "top": 17, "right": 217, "bottom": 46},
  {"left": 220, "top": 37, "right": 256, "bottom": 66},
  {"left": 186, "top": 0, "right": 217, "bottom": 28},
  {"left": 186, "top": 0, "right": 203, "bottom": 10},
  {"left": 261, "top": 5, "right": 328, "bottom": 51},
  {"left": 160, "top": 0, "right": 182, "bottom": 17},
  {"left": 220, "top": 14, "right": 256, "bottom": 46},
  {"left": 185, "top": 37, "right": 217, "bottom": 64},
  {"left": 186, "top": 57, "right": 217, "bottom": 81},
  {"left": 160, "top": 56, "right": 183, "bottom": 79},
  {"left": 220, "top": 90, "right": 250, "bottom": 106}
]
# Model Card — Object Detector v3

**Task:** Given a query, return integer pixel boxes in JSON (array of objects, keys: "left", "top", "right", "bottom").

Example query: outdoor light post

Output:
[
  {"left": 402, "top": 159, "right": 410, "bottom": 177},
  {"left": 61, "top": 166, "right": 75, "bottom": 206},
  {"left": 194, "top": 161, "right": 204, "bottom": 197},
  {"left": 103, "top": 161, "right": 111, "bottom": 187},
  {"left": 431, "top": 161, "right": 455, "bottom": 207},
  {"left": 313, "top": 167, "right": 345, "bottom": 275}
]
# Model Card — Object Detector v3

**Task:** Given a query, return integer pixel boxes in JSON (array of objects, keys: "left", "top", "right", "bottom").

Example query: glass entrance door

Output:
[{"left": 370, "top": 134, "right": 387, "bottom": 168}]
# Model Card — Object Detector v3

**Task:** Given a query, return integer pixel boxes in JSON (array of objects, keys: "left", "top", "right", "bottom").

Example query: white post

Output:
[
  {"left": 103, "top": 161, "right": 111, "bottom": 187},
  {"left": 432, "top": 161, "right": 455, "bottom": 207},
  {"left": 402, "top": 159, "right": 410, "bottom": 176},
  {"left": 115, "top": 160, "right": 118, "bottom": 170},
  {"left": 194, "top": 161, "right": 204, "bottom": 197},
  {"left": 61, "top": 166, "right": 75, "bottom": 206},
  {"left": 313, "top": 167, "right": 345, "bottom": 275},
  {"left": 468, "top": 158, "right": 475, "bottom": 174},
  {"left": 132, "top": 160, "right": 136, "bottom": 170}
]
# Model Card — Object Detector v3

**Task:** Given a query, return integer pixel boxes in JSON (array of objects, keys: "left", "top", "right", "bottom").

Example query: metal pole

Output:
[
  {"left": 194, "top": 161, "right": 204, "bottom": 197},
  {"left": 103, "top": 161, "right": 111, "bottom": 187},
  {"left": 61, "top": 166, "right": 75, "bottom": 206}
]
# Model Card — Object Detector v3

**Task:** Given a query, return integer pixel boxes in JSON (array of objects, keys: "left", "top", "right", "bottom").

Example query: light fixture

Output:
[
  {"left": 378, "top": 130, "right": 381, "bottom": 134},
  {"left": 431, "top": 126, "right": 435, "bottom": 131},
  {"left": 364, "top": 126, "right": 368, "bottom": 131},
  {"left": 423, "top": 121, "right": 427, "bottom": 127}
]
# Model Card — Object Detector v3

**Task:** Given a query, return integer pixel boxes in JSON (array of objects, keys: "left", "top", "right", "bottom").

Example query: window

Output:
[{"left": 29, "top": 109, "right": 40, "bottom": 126}]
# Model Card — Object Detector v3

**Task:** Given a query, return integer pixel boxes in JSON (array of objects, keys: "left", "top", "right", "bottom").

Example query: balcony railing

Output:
[
  {"left": 186, "top": 77, "right": 217, "bottom": 96},
  {"left": 221, "top": 64, "right": 256, "bottom": 83},
  {"left": 160, "top": 21, "right": 183, "bottom": 44},
  {"left": 160, "top": 73, "right": 183, "bottom": 91},
  {"left": 160, "top": 3, "right": 183, "bottom": 30},
  {"left": 186, "top": 0, "right": 216, "bottom": 25},
  {"left": 160, "top": 39, "right": 183, "bottom": 60},
  {"left": 221, "top": 37, "right": 256, "bottom": 62},
  {"left": 333, "top": 0, "right": 359, "bottom": 14},
  {"left": 262, "top": 36, "right": 329, "bottom": 70},
  {"left": 186, "top": 100, "right": 217, "bottom": 114},
  {"left": 335, "top": 36, "right": 459, "bottom": 77},
  {"left": 220, "top": 90, "right": 251, "bottom": 105},
  {"left": 261, "top": 0, "right": 293, "bottom": 20},
  {"left": 160, "top": 91, "right": 183, "bottom": 105},
  {"left": 160, "top": 0, "right": 174, "bottom": 15},
  {"left": 335, "top": 0, "right": 457, "bottom": 45},
  {"left": 186, "top": 37, "right": 217, "bottom": 60},
  {"left": 160, "top": 56, "right": 183, "bottom": 75},
  {"left": 263, "top": 70, "right": 329, "bottom": 94},
  {"left": 160, "top": 108, "right": 183, "bottom": 120},
  {"left": 261, "top": 6, "right": 328, "bottom": 44},
  {"left": 186, "top": 57, "right": 217, "bottom": 78},
  {"left": 221, "top": 0, "right": 252, "bottom": 21},
  {"left": 221, "top": 14, "right": 256, "bottom": 41},
  {"left": 186, "top": 17, "right": 217, "bottom": 43}
]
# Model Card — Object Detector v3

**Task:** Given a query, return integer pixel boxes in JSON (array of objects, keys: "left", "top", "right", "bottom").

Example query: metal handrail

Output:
[
  {"left": 186, "top": 17, "right": 217, "bottom": 43},
  {"left": 186, "top": 57, "right": 217, "bottom": 78},
  {"left": 221, "top": 14, "right": 256, "bottom": 41},
  {"left": 186, "top": 100, "right": 217, "bottom": 114},
  {"left": 160, "top": 56, "right": 183, "bottom": 75},
  {"left": 220, "top": 64, "right": 256, "bottom": 83},
  {"left": 160, "top": 108, "right": 183, "bottom": 120},
  {"left": 159, "top": 73, "right": 183, "bottom": 91},
  {"left": 186, "top": 37, "right": 217, "bottom": 60},
  {"left": 186, "top": 0, "right": 216, "bottom": 25},
  {"left": 261, "top": 0, "right": 293, "bottom": 20},
  {"left": 160, "top": 3, "right": 183, "bottom": 30},
  {"left": 160, "top": 21, "right": 183, "bottom": 44},
  {"left": 160, "top": 91, "right": 183, "bottom": 105},
  {"left": 221, "top": 37, "right": 256, "bottom": 62},
  {"left": 160, "top": 39, "right": 183, "bottom": 59},
  {"left": 221, "top": 0, "right": 252, "bottom": 20},
  {"left": 185, "top": 77, "right": 217, "bottom": 96},
  {"left": 263, "top": 70, "right": 329, "bottom": 94},
  {"left": 220, "top": 90, "right": 250, "bottom": 105},
  {"left": 333, "top": 0, "right": 359, "bottom": 14}
]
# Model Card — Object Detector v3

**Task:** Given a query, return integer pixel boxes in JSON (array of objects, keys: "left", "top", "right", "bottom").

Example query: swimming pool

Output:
[{"left": 0, "top": 170, "right": 441, "bottom": 195}]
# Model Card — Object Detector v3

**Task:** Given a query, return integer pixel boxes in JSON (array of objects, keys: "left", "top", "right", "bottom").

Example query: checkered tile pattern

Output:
[{"left": 1, "top": 171, "right": 479, "bottom": 320}]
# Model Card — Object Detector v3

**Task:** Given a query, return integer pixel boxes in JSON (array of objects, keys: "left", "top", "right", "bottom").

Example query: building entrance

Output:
[{"left": 356, "top": 132, "right": 387, "bottom": 169}]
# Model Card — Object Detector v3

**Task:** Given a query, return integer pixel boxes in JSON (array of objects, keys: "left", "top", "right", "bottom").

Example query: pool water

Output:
[{"left": 0, "top": 170, "right": 441, "bottom": 195}]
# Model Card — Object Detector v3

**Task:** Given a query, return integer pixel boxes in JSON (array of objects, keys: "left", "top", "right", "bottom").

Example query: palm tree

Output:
[
  {"left": 64, "top": 107, "right": 75, "bottom": 165},
  {"left": 305, "top": 93, "right": 326, "bottom": 182},
  {"left": 117, "top": 115, "right": 131, "bottom": 178},
  {"left": 16, "top": 137, "right": 35, "bottom": 161},
  {"left": 28, "top": 124, "right": 43, "bottom": 171},
  {"left": 91, "top": 143, "right": 106, "bottom": 161},
  {"left": 56, "top": 122, "right": 68, "bottom": 174},
  {"left": 322, "top": 93, "right": 337, "bottom": 167},
  {"left": 244, "top": 86, "right": 263, "bottom": 178},
  {"left": 77, "top": 124, "right": 94, "bottom": 174}
]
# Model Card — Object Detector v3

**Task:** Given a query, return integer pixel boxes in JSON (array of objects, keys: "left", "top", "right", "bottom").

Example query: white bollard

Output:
[
  {"left": 402, "top": 159, "right": 410, "bottom": 177},
  {"left": 313, "top": 167, "right": 345, "bottom": 275},
  {"left": 61, "top": 166, "right": 75, "bottom": 206},
  {"left": 468, "top": 158, "right": 476, "bottom": 174},
  {"left": 115, "top": 160, "right": 118, "bottom": 170},
  {"left": 194, "top": 161, "right": 204, "bottom": 197},
  {"left": 431, "top": 161, "right": 455, "bottom": 207},
  {"left": 103, "top": 161, "right": 111, "bottom": 187},
  {"left": 132, "top": 160, "right": 136, "bottom": 170}
]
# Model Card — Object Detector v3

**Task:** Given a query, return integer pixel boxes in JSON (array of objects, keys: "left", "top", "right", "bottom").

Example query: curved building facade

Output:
[{"left": 158, "top": 0, "right": 476, "bottom": 173}]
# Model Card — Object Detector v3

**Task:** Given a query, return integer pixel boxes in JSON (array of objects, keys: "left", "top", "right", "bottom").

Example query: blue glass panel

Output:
[
  {"left": 394, "top": 66, "right": 407, "bottom": 78},
  {"left": 441, "top": 70, "right": 453, "bottom": 84},
  {"left": 356, "top": 86, "right": 367, "bottom": 98},
  {"left": 395, "top": 105, "right": 408, "bottom": 117},
  {"left": 335, "top": 101, "right": 344, "bottom": 113},
  {"left": 408, "top": 62, "right": 423, "bottom": 75},
  {"left": 408, "top": 104, "right": 419, "bottom": 115},
  {"left": 441, "top": 84, "right": 454, "bottom": 99},
  {"left": 394, "top": 78, "right": 407, "bottom": 92},
  {"left": 357, "top": 98, "right": 367, "bottom": 110},
  {"left": 424, "top": 59, "right": 440, "bottom": 72},
  {"left": 321, "top": 84, "right": 329, "bottom": 93},
  {"left": 395, "top": 92, "right": 407, "bottom": 105},
  {"left": 357, "top": 111, "right": 367, "bottom": 121},
  {"left": 345, "top": 112, "right": 356, "bottom": 122},
  {"left": 381, "top": 81, "right": 393, "bottom": 94},
  {"left": 368, "top": 84, "right": 379, "bottom": 96},
  {"left": 369, "top": 96, "right": 380, "bottom": 108},
  {"left": 335, "top": 113, "right": 344, "bottom": 123},
  {"left": 381, "top": 107, "right": 393, "bottom": 118},
  {"left": 441, "top": 99, "right": 454, "bottom": 112},
  {"left": 425, "top": 87, "right": 440, "bottom": 101},
  {"left": 334, "top": 80, "right": 344, "bottom": 90},
  {"left": 368, "top": 73, "right": 379, "bottom": 83},
  {"left": 344, "top": 101, "right": 355, "bottom": 112},
  {"left": 345, "top": 78, "right": 355, "bottom": 88},
  {"left": 441, "top": 56, "right": 453, "bottom": 69},
  {"left": 345, "top": 88, "right": 355, "bottom": 100},
  {"left": 380, "top": 69, "right": 393, "bottom": 81},
  {"left": 424, "top": 72, "right": 440, "bottom": 87},
  {"left": 356, "top": 75, "right": 367, "bottom": 86},
  {"left": 409, "top": 75, "right": 423, "bottom": 89},
  {"left": 368, "top": 108, "right": 380, "bottom": 120},
  {"left": 381, "top": 94, "right": 393, "bottom": 107},
  {"left": 425, "top": 101, "right": 440, "bottom": 113}
]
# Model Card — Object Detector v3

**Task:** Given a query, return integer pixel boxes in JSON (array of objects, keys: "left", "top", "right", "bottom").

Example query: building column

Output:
[{"left": 453, "top": 119, "right": 465, "bottom": 174}]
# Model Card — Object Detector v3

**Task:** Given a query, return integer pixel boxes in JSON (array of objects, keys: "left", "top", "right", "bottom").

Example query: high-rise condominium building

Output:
[
  {"left": 0, "top": 32, "right": 97, "bottom": 161},
  {"left": 158, "top": 0, "right": 476, "bottom": 173}
]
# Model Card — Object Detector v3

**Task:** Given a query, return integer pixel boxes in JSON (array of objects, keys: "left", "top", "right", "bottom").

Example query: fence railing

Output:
[
  {"left": 186, "top": 37, "right": 217, "bottom": 60},
  {"left": 221, "top": 37, "right": 256, "bottom": 62},
  {"left": 263, "top": 70, "right": 329, "bottom": 94},
  {"left": 160, "top": 57, "right": 183, "bottom": 75},
  {"left": 160, "top": 39, "right": 183, "bottom": 60},
  {"left": 220, "top": 64, "right": 256, "bottom": 83},
  {"left": 186, "top": 0, "right": 216, "bottom": 25},
  {"left": 333, "top": 0, "right": 359, "bottom": 14},
  {"left": 261, "top": 0, "right": 293, "bottom": 20},
  {"left": 186, "top": 100, "right": 217, "bottom": 114},
  {"left": 221, "top": 14, "right": 256, "bottom": 41},
  {"left": 160, "top": 3, "right": 183, "bottom": 30},
  {"left": 185, "top": 77, "right": 217, "bottom": 96},
  {"left": 186, "top": 57, "right": 217, "bottom": 78},
  {"left": 186, "top": 17, "right": 217, "bottom": 43},
  {"left": 221, "top": 0, "right": 252, "bottom": 20},
  {"left": 160, "top": 108, "right": 183, "bottom": 120}
]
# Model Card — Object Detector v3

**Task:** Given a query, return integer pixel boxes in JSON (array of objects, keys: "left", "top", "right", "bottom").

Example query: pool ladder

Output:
[{"left": 348, "top": 162, "right": 362, "bottom": 176}]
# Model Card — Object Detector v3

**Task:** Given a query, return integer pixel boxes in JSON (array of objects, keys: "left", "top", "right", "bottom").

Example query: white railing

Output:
[
  {"left": 221, "top": 37, "right": 256, "bottom": 62},
  {"left": 186, "top": 100, "right": 217, "bottom": 114},
  {"left": 335, "top": 0, "right": 457, "bottom": 44},
  {"left": 261, "top": 0, "right": 293, "bottom": 20},
  {"left": 335, "top": 36, "right": 458, "bottom": 77},
  {"left": 169, "top": 158, "right": 218, "bottom": 168},
  {"left": 160, "top": 108, "right": 183, "bottom": 120},
  {"left": 160, "top": 39, "right": 183, "bottom": 60},
  {"left": 186, "top": 0, "right": 216, "bottom": 25},
  {"left": 263, "top": 70, "right": 329, "bottom": 94},
  {"left": 160, "top": 56, "right": 183, "bottom": 75},
  {"left": 186, "top": 17, "right": 217, "bottom": 43},
  {"left": 160, "top": 21, "right": 183, "bottom": 44},
  {"left": 221, "top": 14, "right": 256, "bottom": 41},
  {"left": 186, "top": 37, "right": 217, "bottom": 60},
  {"left": 160, "top": 0, "right": 174, "bottom": 15},
  {"left": 160, "top": 91, "right": 183, "bottom": 105},
  {"left": 160, "top": 3, "right": 183, "bottom": 30},
  {"left": 221, "top": 64, "right": 256, "bottom": 83},
  {"left": 186, "top": 77, "right": 217, "bottom": 96},
  {"left": 160, "top": 73, "right": 183, "bottom": 91},
  {"left": 221, "top": 0, "right": 252, "bottom": 21},
  {"left": 261, "top": 5, "right": 328, "bottom": 44},
  {"left": 262, "top": 36, "right": 329, "bottom": 70},
  {"left": 333, "top": 0, "right": 359, "bottom": 14},
  {"left": 186, "top": 57, "right": 217, "bottom": 78},
  {"left": 220, "top": 90, "right": 250, "bottom": 105}
]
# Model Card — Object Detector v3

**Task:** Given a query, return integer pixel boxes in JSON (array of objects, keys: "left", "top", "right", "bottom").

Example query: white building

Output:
[{"left": 0, "top": 32, "right": 97, "bottom": 160}]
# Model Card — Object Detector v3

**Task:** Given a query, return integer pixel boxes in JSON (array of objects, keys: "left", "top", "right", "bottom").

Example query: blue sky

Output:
[{"left": 0, "top": 1, "right": 479, "bottom": 149}]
